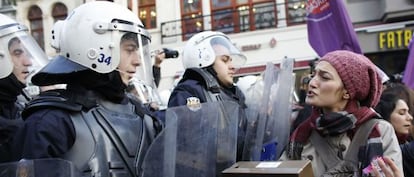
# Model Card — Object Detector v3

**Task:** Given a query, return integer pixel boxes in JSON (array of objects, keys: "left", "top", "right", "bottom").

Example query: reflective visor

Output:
[
  {"left": 0, "top": 24, "right": 48, "bottom": 83},
  {"left": 208, "top": 35, "right": 246, "bottom": 69}
]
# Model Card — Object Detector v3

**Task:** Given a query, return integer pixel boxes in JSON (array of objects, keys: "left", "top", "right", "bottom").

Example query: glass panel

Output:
[
  {"left": 182, "top": 13, "right": 203, "bottom": 40},
  {"left": 30, "top": 20, "right": 42, "bottom": 30},
  {"left": 183, "top": 0, "right": 201, "bottom": 14},
  {"left": 251, "top": 0, "right": 269, "bottom": 2},
  {"left": 28, "top": 5, "right": 42, "bottom": 19},
  {"left": 31, "top": 30, "right": 44, "bottom": 50},
  {"left": 139, "top": 6, "right": 157, "bottom": 29},
  {"left": 52, "top": 3, "right": 67, "bottom": 21},
  {"left": 139, "top": 8, "right": 147, "bottom": 19},
  {"left": 211, "top": 0, "right": 231, "bottom": 9},
  {"left": 150, "top": 6, "right": 157, "bottom": 28},
  {"left": 128, "top": 0, "right": 132, "bottom": 10},
  {"left": 236, "top": 0, "right": 248, "bottom": 4},
  {"left": 139, "top": 0, "right": 155, "bottom": 5},
  {"left": 212, "top": 9, "right": 234, "bottom": 33},
  {"left": 237, "top": 5, "right": 250, "bottom": 32},
  {"left": 253, "top": 2, "right": 276, "bottom": 29},
  {"left": 286, "top": 0, "right": 306, "bottom": 24},
  {"left": 2, "top": 0, "right": 17, "bottom": 6}
]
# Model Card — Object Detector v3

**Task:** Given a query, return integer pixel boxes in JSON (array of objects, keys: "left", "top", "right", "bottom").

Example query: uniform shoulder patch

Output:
[{"left": 186, "top": 97, "right": 201, "bottom": 111}]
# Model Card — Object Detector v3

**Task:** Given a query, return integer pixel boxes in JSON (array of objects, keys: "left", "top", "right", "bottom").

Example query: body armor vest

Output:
[
  {"left": 186, "top": 68, "right": 247, "bottom": 160},
  {"left": 23, "top": 91, "right": 158, "bottom": 177},
  {"left": 65, "top": 98, "right": 155, "bottom": 177}
]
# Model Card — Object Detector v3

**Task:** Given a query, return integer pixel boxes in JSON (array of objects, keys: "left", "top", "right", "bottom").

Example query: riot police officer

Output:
[
  {"left": 168, "top": 31, "right": 247, "bottom": 107},
  {"left": 12, "top": 2, "right": 161, "bottom": 177},
  {"left": 0, "top": 13, "right": 47, "bottom": 162},
  {"left": 168, "top": 31, "right": 248, "bottom": 160}
]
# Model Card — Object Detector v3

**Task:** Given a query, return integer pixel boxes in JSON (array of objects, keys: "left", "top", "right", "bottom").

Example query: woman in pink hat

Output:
[{"left": 285, "top": 50, "right": 402, "bottom": 177}]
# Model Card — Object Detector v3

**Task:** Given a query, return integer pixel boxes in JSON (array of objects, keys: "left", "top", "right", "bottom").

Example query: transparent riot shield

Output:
[
  {"left": 242, "top": 58, "right": 295, "bottom": 160},
  {"left": 242, "top": 62, "right": 279, "bottom": 161},
  {"left": 0, "top": 158, "right": 80, "bottom": 177},
  {"left": 141, "top": 101, "right": 239, "bottom": 177},
  {"left": 267, "top": 57, "right": 295, "bottom": 158}
]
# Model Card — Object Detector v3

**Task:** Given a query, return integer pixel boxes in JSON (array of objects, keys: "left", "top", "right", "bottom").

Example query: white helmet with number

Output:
[
  {"left": 182, "top": 31, "right": 246, "bottom": 69},
  {"left": 34, "top": 1, "right": 152, "bottom": 86},
  {"left": 0, "top": 13, "right": 47, "bottom": 81}
]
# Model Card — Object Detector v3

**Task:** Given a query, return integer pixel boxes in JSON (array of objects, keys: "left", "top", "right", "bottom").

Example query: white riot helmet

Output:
[
  {"left": 34, "top": 1, "right": 152, "bottom": 86},
  {"left": 182, "top": 31, "right": 246, "bottom": 69},
  {"left": 0, "top": 14, "right": 48, "bottom": 82}
]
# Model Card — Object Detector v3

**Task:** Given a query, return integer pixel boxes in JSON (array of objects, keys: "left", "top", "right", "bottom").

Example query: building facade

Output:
[{"left": 1, "top": 0, "right": 414, "bottom": 91}]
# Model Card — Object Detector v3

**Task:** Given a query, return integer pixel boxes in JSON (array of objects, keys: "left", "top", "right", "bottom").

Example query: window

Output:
[
  {"left": 210, "top": 0, "right": 276, "bottom": 34},
  {"left": 28, "top": 5, "right": 44, "bottom": 50},
  {"left": 128, "top": 0, "right": 132, "bottom": 10},
  {"left": 285, "top": 0, "right": 306, "bottom": 25},
  {"left": 139, "top": 0, "right": 156, "bottom": 29},
  {"left": 2, "top": 0, "right": 16, "bottom": 6},
  {"left": 52, "top": 2, "right": 67, "bottom": 22},
  {"left": 180, "top": 0, "right": 203, "bottom": 40}
]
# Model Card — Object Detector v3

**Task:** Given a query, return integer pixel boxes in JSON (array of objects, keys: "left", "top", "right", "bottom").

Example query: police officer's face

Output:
[
  {"left": 119, "top": 39, "right": 141, "bottom": 85},
  {"left": 212, "top": 44, "right": 235, "bottom": 88},
  {"left": 9, "top": 39, "right": 33, "bottom": 84}
]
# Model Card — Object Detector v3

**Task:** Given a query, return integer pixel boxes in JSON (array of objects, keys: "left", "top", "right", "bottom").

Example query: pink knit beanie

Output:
[{"left": 320, "top": 50, "right": 382, "bottom": 107}]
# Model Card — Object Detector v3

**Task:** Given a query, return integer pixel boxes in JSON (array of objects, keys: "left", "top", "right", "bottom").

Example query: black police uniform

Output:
[
  {"left": 168, "top": 67, "right": 247, "bottom": 161},
  {"left": 0, "top": 74, "right": 25, "bottom": 163},
  {"left": 13, "top": 77, "right": 162, "bottom": 177}
]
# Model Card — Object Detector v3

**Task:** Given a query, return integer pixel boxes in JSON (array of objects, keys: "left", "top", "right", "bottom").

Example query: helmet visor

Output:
[
  {"left": 127, "top": 78, "right": 162, "bottom": 107},
  {"left": 117, "top": 31, "right": 153, "bottom": 88},
  {"left": 209, "top": 35, "right": 246, "bottom": 69},
  {"left": 0, "top": 27, "right": 48, "bottom": 83}
]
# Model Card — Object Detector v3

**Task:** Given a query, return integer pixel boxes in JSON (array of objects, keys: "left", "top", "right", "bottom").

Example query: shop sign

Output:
[
  {"left": 241, "top": 44, "right": 261, "bottom": 51},
  {"left": 378, "top": 29, "right": 413, "bottom": 50}
]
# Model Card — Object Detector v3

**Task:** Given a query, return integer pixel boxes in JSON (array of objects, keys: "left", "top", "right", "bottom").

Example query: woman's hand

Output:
[{"left": 371, "top": 157, "right": 402, "bottom": 177}]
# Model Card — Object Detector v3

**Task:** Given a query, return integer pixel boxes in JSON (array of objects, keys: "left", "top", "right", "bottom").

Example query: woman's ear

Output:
[{"left": 343, "top": 92, "right": 350, "bottom": 100}]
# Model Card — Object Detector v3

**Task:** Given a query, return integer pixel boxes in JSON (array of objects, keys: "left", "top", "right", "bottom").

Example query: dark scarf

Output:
[
  {"left": 0, "top": 74, "right": 25, "bottom": 118},
  {"left": 288, "top": 100, "right": 382, "bottom": 169},
  {"left": 72, "top": 70, "right": 127, "bottom": 104},
  {"left": 397, "top": 133, "right": 409, "bottom": 144},
  {"left": 0, "top": 74, "right": 25, "bottom": 104},
  {"left": 0, "top": 74, "right": 25, "bottom": 157}
]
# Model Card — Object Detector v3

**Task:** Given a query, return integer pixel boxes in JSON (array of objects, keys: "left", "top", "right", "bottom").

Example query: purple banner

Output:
[
  {"left": 403, "top": 36, "right": 414, "bottom": 89},
  {"left": 306, "top": 0, "right": 362, "bottom": 56}
]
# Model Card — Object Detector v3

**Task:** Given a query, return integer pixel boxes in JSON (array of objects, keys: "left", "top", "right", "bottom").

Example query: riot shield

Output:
[
  {"left": 267, "top": 57, "right": 295, "bottom": 158},
  {"left": 242, "top": 58, "right": 295, "bottom": 160},
  {"left": 0, "top": 158, "right": 80, "bottom": 177},
  {"left": 242, "top": 62, "right": 279, "bottom": 161},
  {"left": 141, "top": 101, "right": 239, "bottom": 177}
]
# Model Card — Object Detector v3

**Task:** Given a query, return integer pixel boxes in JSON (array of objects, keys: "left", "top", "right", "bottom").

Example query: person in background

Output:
[
  {"left": 376, "top": 82, "right": 414, "bottom": 177},
  {"left": 400, "top": 140, "right": 414, "bottom": 177},
  {"left": 285, "top": 50, "right": 402, "bottom": 176},
  {"left": 152, "top": 49, "right": 165, "bottom": 88},
  {"left": 383, "top": 82, "right": 414, "bottom": 116},
  {"left": 152, "top": 48, "right": 179, "bottom": 87},
  {"left": 0, "top": 13, "right": 47, "bottom": 163},
  {"left": 375, "top": 88, "right": 413, "bottom": 144},
  {"left": 12, "top": 2, "right": 161, "bottom": 177},
  {"left": 291, "top": 74, "right": 313, "bottom": 134}
]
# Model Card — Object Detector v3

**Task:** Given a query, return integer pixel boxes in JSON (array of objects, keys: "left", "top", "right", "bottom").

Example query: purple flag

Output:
[
  {"left": 306, "top": 0, "right": 390, "bottom": 84},
  {"left": 306, "top": 0, "right": 362, "bottom": 56},
  {"left": 403, "top": 36, "right": 414, "bottom": 89}
]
